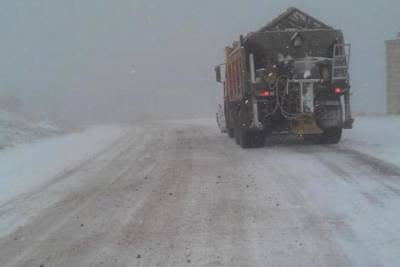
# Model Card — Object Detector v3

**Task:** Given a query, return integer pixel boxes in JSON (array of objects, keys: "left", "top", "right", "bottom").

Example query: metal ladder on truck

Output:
[
  {"left": 332, "top": 43, "right": 354, "bottom": 129},
  {"left": 332, "top": 43, "right": 351, "bottom": 83}
]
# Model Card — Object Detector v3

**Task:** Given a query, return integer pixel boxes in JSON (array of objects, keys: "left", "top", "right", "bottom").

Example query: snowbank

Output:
[
  {"left": 343, "top": 116, "right": 400, "bottom": 167},
  {"left": 0, "top": 125, "right": 127, "bottom": 206},
  {"left": 0, "top": 110, "right": 62, "bottom": 149}
]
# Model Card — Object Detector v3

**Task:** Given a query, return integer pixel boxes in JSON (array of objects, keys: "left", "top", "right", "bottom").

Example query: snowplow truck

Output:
[{"left": 215, "top": 8, "right": 354, "bottom": 148}]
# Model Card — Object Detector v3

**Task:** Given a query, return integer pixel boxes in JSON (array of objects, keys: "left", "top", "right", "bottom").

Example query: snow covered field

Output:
[{"left": 0, "top": 117, "right": 399, "bottom": 266}]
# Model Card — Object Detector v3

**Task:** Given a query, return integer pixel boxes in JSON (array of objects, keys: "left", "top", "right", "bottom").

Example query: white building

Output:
[{"left": 386, "top": 34, "right": 400, "bottom": 114}]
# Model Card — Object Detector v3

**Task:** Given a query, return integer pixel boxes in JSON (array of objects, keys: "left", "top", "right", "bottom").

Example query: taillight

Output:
[
  {"left": 334, "top": 87, "right": 344, "bottom": 95},
  {"left": 259, "top": 90, "right": 271, "bottom": 97}
]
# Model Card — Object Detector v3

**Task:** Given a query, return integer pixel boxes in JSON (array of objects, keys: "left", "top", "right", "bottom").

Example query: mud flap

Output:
[{"left": 290, "top": 114, "right": 323, "bottom": 135}]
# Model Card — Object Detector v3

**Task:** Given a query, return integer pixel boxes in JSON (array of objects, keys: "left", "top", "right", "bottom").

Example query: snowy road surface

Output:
[{"left": 1, "top": 118, "right": 400, "bottom": 266}]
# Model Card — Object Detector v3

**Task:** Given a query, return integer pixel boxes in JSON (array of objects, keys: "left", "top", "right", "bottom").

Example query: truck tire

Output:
[
  {"left": 234, "top": 122, "right": 241, "bottom": 145},
  {"left": 240, "top": 130, "right": 251, "bottom": 148},
  {"left": 321, "top": 127, "right": 342, "bottom": 144},
  {"left": 228, "top": 127, "right": 234, "bottom": 138},
  {"left": 252, "top": 132, "right": 266, "bottom": 148},
  {"left": 304, "top": 128, "right": 342, "bottom": 144},
  {"left": 233, "top": 119, "right": 250, "bottom": 148}
]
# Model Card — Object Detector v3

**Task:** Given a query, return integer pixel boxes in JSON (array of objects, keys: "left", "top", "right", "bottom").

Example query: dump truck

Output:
[{"left": 215, "top": 7, "right": 354, "bottom": 148}]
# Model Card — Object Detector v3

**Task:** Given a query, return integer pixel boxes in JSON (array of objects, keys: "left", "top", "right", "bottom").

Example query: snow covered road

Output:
[{"left": 0, "top": 119, "right": 400, "bottom": 266}]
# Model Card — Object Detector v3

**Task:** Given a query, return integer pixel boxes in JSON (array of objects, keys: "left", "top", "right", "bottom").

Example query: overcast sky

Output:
[{"left": 0, "top": 0, "right": 399, "bottom": 124}]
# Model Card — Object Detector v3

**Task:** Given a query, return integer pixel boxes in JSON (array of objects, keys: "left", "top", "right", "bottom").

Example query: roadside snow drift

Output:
[
  {"left": 0, "top": 110, "right": 62, "bottom": 149},
  {"left": 0, "top": 125, "right": 127, "bottom": 206},
  {"left": 343, "top": 116, "right": 400, "bottom": 167}
]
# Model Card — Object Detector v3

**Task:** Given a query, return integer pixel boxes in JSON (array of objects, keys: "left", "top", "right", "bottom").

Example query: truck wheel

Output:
[
  {"left": 240, "top": 130, "right": 251, "bottom": 148},
  {"left": 305, "top": 128, "right": 342, "bottom": 144},
  {"left": 322, "top": 127, "right": 342, "bottom": 144},
  {"left": 234, "top": 123, "right": 241, "bottom": 145},
  {"left": 228, "top": 127, "right": 234, "bottom": 138},
  {"left": 252, "top": 132, "right": 265, "bottom": 148}
]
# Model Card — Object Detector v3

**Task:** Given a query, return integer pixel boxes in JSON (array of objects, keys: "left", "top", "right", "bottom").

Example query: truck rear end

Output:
[{"left": 215, "top": 8, "right": 354, "bottom": 148}]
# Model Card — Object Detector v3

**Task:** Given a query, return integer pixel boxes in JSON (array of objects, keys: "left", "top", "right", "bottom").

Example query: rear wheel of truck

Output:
[
  {"left": 239, "top": 130, "right": 252, "bottom": 148},
  {"left": 252, "top": 132, "right": 265, "bottom": 148},
  {"left": 233, "top": 120, "right": 250, "bottom": 148},
  {"left": 234, "top": 122, "right": 241, "bottom": 145},
  {"left": 228, "top": 127, "right": 234, "bottom": 138},
  {"left": 304, "top": 128, "right": 342, "bottom": 144},
  {"left": 321, "top": 127, "right": 342, "bottom": 144}
]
